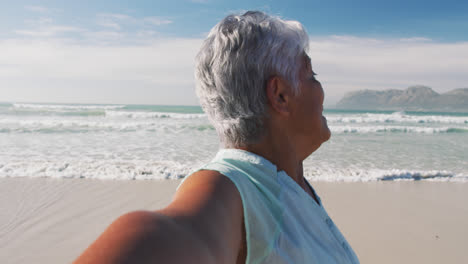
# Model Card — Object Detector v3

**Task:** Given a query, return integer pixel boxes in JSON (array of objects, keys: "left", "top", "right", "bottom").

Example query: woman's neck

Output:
[{"left": 237, "top": 129, "right": 305, "bottom": 186}]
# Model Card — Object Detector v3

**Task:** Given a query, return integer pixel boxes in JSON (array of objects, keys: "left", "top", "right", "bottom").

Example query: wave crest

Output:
[
  {"left": 1, "top": 160, "right": 466, "bottom": 182},
  {"left": 304, "top": 168, "right": 467, "bottom": 182},
  {"left": 105, "top": 110, "right": 206, "bottom": 119},
  {"left": 330, "top": 125, "right": 468, "bottom": 134},
  {"left": 13, "top": 103, "right": 126, "bottom": 110},
  {"left": 326, "top": 112, "right": 468, "bottom": 124}
]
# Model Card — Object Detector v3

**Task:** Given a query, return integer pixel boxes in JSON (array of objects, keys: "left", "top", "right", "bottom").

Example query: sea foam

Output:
[
  {"left": 329, "top": 125, "right": 468, "bottom": 134},
  {"left": 326, "top": 112, "right": 468, "bottom": 124},
  {"left": 303, "top": 168, "right": 468, "bottom": 182},
  {"left": 1, "top": 104, "right": 467, "bottom": 182},
  {"left": 1, "top": 160, "right": 466, "bottom": 182},
  {"left": 105, "top": 110, "right": 206, "bottom": 119},
  {"left": 12, "top": 103, "right": 126, "bottom": 110}
]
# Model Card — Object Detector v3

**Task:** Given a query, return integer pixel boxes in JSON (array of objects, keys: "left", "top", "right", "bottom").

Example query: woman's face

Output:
[{"left": 290, "top": 54, "right": 331, "bottom": 156}]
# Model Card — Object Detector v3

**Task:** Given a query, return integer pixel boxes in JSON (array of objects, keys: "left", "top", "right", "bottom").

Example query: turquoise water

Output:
[{"left": 0, "top": 102, "right": 467, "bottom": 181}]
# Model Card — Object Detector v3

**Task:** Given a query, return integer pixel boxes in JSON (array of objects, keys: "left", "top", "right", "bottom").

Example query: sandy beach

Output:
[{"left": 0, "top": 177, "right": 467, "bottom": 264}]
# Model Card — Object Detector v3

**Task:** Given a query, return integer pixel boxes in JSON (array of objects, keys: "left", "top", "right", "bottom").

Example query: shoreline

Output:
[{"left": 0, "top": 177, "right": 467, "bottom": 263}]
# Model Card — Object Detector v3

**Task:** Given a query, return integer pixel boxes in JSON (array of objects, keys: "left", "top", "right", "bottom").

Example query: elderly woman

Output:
[{"left": 75, "top": 11, "right": 359, "bottom": 264}]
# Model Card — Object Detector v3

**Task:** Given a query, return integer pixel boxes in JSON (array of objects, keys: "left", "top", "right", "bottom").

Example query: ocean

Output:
[{"left": 0, "top": 102, "right": 467, "bottom": 182}]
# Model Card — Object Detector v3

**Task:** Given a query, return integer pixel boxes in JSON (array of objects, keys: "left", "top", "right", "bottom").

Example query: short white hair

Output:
[{"left": 195, "top": 11, "right": 309, "bottom": 147}]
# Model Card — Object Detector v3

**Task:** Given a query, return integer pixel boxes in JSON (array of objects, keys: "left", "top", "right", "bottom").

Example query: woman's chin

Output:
[
  {"left": 321, "top": 117, "right": 331, "bottom": 141},
  {"left": 323, "top": 129, "right": 331, "bottom": 142}
]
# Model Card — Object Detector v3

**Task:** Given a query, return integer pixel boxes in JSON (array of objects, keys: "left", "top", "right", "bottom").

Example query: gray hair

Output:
[{"left": 195, "top": 11, "right": 309, "bottom": 147}]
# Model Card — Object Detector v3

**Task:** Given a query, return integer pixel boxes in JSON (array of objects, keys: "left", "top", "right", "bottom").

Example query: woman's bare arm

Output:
[{"left": 73, "top": 170, "right": 244, "bottom": 264}]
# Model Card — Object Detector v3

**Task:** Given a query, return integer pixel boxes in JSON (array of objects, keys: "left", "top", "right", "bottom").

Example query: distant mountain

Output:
[{"left": 336, "top": 86, "right": 468, "bottom": 111}]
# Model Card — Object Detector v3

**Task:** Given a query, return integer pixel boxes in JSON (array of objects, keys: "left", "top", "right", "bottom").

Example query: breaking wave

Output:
[
  {"left": 105, "top": 110, "right": 206, "bottom": 119},
  {"left": 325, "top": 112, "right": 468, "bottom": 124},
  {"left": 1, "top": 161, "right": 466, "bottom": 182},
  {"left": 329, "top": 125, "right": 468, "bottom": 134},
  {"left": 304, "top": 168, "right": 468, "bottom": 182}
]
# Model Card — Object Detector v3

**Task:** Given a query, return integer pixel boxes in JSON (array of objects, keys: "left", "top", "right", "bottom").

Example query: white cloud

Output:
[
  {"left": 25, "top": 17, "right": 54, "bottom": 25},
  {"left": 0, "top": 37, "right": 202, "bottom": 105},
  {"left": 24, "top": 5, "right": 53, "bottom": 13},
  {"left": 15, "top": 13, "right": 172, "bottom": 41},
  {"left": 0, "top": 38, "right": 200, "bottom": 79},
  {"left": 1, "top": 31, "right": 467, "bottom": 105},
  {"left": 136, "top": 30, "right": 159, "bottom": 38},
  {"left": 398, "top": 37, "right": 432, "bottom": 42},
  {"left": 15, "top": 26, "right": 84, "bottom": 37},
  {"left": 82, "top": 30, "right": 126, "bottom": 41},
  {"left": 96, "top": 21, "right": 121, "bottom": 30},
  {"left": 143, "top": 17, "right": 173, "bottom": 26},
  {"left": 24, "top": 5, "right": 62, "bottom": 15},
  {"left": 97, "top": 13, "right": 132, "bottom": 20},
  {"left": 14, "top": 12, "right": 173, "bottom": 44},
  {"left": 15, "top": 17, "right": 85, "bottom": 37},
  {"left": 308, "top": 36, "right": 468, "bottom": 105},
  {"left": 96, "top": 13, "right": 172, "bottom": 31}
]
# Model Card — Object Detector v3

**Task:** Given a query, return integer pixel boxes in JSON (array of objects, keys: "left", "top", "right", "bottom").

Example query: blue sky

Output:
[{"left": 1, "top": 0, "right": 467, "bottom": 105}]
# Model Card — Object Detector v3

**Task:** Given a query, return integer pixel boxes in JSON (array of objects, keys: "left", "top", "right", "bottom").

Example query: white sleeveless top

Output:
[{"left": 179, "top": 149, "right": 360, "bottom": 264}]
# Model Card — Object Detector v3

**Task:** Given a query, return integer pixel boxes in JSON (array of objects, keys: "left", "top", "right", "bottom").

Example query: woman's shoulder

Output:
[
  {"left": 173, "top": 169, "right": 243, "bottom": 210},
  {"left": 169, "top": 169, "right": 245, "bottom": 262}
]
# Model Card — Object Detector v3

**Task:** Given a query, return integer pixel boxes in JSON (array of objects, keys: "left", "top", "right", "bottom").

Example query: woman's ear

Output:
[{"left": 266, "top": 76, "right": 292, "bottom": 116}]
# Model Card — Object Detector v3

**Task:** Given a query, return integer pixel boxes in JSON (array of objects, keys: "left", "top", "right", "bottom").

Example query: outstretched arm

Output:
[{"left": 73, "top": 170, "right": 244, "bottom": 264}]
